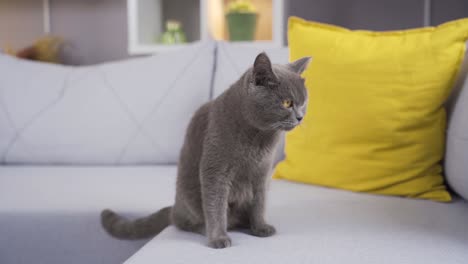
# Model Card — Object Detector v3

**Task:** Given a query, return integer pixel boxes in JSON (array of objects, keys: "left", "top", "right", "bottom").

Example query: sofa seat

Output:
[
  {"left": 1, "top": 166, "right": 468, "bottom": 264},
  {"left": 126, "top": 175, "right": 468, "bottom": 263},
  {"left": 0, "top": 166, "right": 176, "bottom": 264}
]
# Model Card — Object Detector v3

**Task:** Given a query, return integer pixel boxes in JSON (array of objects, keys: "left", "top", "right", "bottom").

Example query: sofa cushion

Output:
[
  {"left": 0, "top": 166, "right": 176, "bottom": 264},
  {"left": 126, "top": 177, "right": 468, "bottom": 264},
  {"left": 1, "top": 166, "right": 467, "bottom": 264},
  {"left": 274, "top": 17, "right": 468, "bottom": 202},
  {"left": 0, "top": 41, "right": 215, "bottom": 165},
  {"left": 446, "top": 71, "right": 468, "bottom": 201}
]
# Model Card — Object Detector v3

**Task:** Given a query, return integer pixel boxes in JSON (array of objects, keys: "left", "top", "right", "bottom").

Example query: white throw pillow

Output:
[{"left": 0, "top": 41, "right": 215, "bottom": 165}]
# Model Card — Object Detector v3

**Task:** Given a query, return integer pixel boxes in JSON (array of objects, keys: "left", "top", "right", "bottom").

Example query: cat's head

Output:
[{"left": 244, "top": 52, "right": 311, "bottom": 131}]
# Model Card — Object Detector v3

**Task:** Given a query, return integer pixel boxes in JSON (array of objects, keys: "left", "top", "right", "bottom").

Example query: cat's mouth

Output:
[
  {"left": 268, "top": 120, "right": 300, "bottom": 131},
  {"left": 279, "top": 121, "right": 299, "bottom": 131},
  {"left": 282, "top": 125, "right": 296, "bottom": 131}
]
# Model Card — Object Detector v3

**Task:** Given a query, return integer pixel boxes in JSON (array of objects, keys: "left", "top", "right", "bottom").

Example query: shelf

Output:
[
  {"left": 209, "top": 0, "right": 273, "bottom": 42},
  {"left": 127, "top": 0, "right": 205, "bottom": 54},
  {"left": 128, "top": 43, "right": 193, "bottom": 55},
  {"left": 127, "top": 0, "right": 284, "bottom": 55}
]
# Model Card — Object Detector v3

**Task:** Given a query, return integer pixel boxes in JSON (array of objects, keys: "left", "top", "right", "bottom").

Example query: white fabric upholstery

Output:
[
  {"left": 446, "top": 76, "right": 468, "bottom": 201},
  {"left": 2, "top": 167, "right": 468, "bottom": 264},
  {"left": 446, "top": 47, "right": 468, "bottom": 201},
  {"left": 0, "top": 166, "right": 176, "bottom": 264},
  {"left": 0, "top": 41, "right": 215, "bottom": 165},
  {"left": 127, "top": 177, "right": 468, "bottom": 264}
]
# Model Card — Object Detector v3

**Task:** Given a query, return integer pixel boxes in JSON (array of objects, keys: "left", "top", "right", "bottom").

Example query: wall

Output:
[
  {"left": 284, "top": 0, "right": 468, "bottom": 44},
  {"left": 49, "top": 0, "right": 129, "bottom": 65},
  {"left": 0, "top": 0, "right": 44, "bottom": 50},
  {"left": 432, "top": 0, "right": 468, "bottom": 25},
  {"left": 0, "top": 0, "right": 129, "bottom": 65},
  {"left": 285, "top": 0, "right": 425, "bottom": 31},
  {"left": 1, "top": 0, "right": 467, "bottom": 65}
]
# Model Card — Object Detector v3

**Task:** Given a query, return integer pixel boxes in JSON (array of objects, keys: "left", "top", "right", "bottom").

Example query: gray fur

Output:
[{"left": 101, "top": 53, "right": 311, "bottom": 248}]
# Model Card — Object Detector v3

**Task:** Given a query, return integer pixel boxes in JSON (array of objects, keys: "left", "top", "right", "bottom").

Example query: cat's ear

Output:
[
  {"left": 288, "top": 57, "right": 312, "bottom": 75},
  {"left": 253, "top": 52, "right": 276, "bottom": 86}
]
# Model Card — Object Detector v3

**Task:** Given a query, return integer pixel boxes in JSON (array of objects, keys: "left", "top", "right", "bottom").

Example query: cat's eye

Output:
[{"left": 282, "top": 99, "right": 293, "bottom": 108}]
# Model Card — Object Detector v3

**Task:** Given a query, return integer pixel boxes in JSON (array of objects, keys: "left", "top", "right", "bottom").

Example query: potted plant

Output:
[
  {"left": 225, "top": 0, "right": 258, "bottom": 41},
  {"left": 160, "top": 20, "right": 187, "bottom": 45}
]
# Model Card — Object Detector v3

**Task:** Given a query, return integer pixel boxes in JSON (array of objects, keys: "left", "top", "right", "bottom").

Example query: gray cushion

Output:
[{"left": 0, "top": 41, "right": 215, "bottom": 165}]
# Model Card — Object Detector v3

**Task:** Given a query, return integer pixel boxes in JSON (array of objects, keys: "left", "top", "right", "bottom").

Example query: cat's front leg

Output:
[
  {"left": 248, "top": 173, "right": 276, "bottom": 237},
  {"left": 200, "top": 166, "right": 232, "bottom": 249}
]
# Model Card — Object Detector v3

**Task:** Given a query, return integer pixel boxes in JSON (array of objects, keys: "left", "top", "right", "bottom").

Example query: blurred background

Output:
[{"left": 1, "top": 0, "right": 467, "bottom": 65}]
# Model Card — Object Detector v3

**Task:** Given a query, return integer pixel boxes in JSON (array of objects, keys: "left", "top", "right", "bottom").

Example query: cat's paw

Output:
[
  {"left": 208, "top": 236, "right": 232, "bottom": 249},
  {"left": 250, "top": 224, "right": 276, "bottom": 237}
]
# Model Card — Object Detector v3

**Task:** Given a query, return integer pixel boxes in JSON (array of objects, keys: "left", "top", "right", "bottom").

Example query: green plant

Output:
[
  {"left": 160, "top": 20, "right": 187, "bottom": 45},
  {"left": 226, "top": 0, "right": 257, "bottom": 14}
]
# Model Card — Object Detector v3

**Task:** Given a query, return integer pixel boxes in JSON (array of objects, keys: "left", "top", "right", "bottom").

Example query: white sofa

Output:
[{"left": 1, "top": 42, "right": 467, "bottom": 264}]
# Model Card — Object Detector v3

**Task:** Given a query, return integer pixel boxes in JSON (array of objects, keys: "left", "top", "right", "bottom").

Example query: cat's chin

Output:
[{"left": 281, "top": 125, "right": 297, "bottom": 131}]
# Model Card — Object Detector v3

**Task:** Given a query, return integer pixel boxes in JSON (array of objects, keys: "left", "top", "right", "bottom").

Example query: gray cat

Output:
[{"left": 101, "top": 52, "right": 310, "bottom": 249}]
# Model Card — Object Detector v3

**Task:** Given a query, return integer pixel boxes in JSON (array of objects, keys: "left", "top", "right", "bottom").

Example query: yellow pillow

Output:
[{"left": 274, "top": 17, "right": 468, "bottom": 202}]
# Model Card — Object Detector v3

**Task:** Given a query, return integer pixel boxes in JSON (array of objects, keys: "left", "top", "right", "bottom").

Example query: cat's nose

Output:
[{"left": 296, "top": 116, "right": 303, "bottom": 122}]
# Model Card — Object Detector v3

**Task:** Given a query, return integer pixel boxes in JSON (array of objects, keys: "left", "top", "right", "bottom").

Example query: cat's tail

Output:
[{"left": 101, "top": 206, "right": 172, "bottom": 240}]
